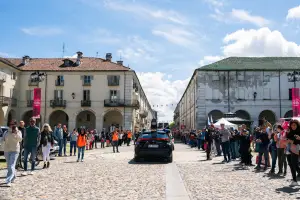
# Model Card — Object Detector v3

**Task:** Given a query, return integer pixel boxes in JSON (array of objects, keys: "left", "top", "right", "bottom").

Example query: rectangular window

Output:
[
  {"left": 263, "top": 88, "right": 271, "bottom": 99},
  {"left": 212, "top": 89, "right": 219, "bottom": 100},
  {"left": 56, "top": 75, "right": 64, "bottom": 86},
  {"left": 107, "top": 75, "right": 120, "bottom": 86},
  {"left": 54, "top": 90, "right": 63, "bottom": 100},
  {"left": 110, "top": 90, "right": 118, "bottom": 101},
  {"left": 26, "top": 90, "right": 33, "bottom": 100},
  {"left": 83, "top": 90, "right": 90, "bottom": 101},
  {"left": 263, "top": 72, "right": 271, "bottom": 82},
  {"left": 83, "top": 75, "right": 92, "bottom": 85},
  {"left": 238, "top": 88, "right": 245, "bottom": 99},
  {"left": 237, "top": 71, "right": 245, "bottom": 81},
  {"left": 289, "top": 88, "right": 292, "bottom": 100},
  {"left": 11, "top": 72, "right": 17, "bottom": 80}
]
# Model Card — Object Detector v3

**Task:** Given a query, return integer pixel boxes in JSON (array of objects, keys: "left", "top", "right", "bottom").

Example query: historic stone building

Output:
[
  {"left": 174, "top": 57, "right": 300, "bottom": 130},
  {"left": 0, "top": 52, "right": 155, "bottom": 131}
]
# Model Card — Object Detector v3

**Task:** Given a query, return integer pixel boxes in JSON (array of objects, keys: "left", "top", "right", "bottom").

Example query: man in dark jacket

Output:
[
  {"left": 205, "top": 126, "right": 214, "bottom": 160},
  {"left": 255, "top": 127, "right": 270, "bottom": 170},
  {"left": 22, "top": 118, "right": 40, "bottom": 176}
]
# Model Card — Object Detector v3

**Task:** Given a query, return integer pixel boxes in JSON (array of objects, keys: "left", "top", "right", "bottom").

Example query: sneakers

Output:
[
  {"left": 6, "top": 183, "right": 11, "bottom": 187},
  {"left": 277, "top": 171, "right": 283, "bottom": 175},
  {"left": 47, "top": 162, "right": 50, "bottom": 168},
  {"left": 29, "top": 171, "right": 34, "bottom": 175},
  {"left": 21, "top": 172, "right": 28, "bottom": 176},
  {"left": 43, "top": 163, "right": 47, "bottom": 169},
  {"left": 77, "top": 159, "right": 79, "bottom": 162},
  {"left": 81, "top": 159, "right": 84, "bottom": 162},
  {"left": 290, "top": 181, "right": 299, "bottom": 186}
]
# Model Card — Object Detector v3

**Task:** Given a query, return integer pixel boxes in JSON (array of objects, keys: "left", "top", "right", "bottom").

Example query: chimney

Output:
[
  {"left": 117, "top": 60, "right": 123, "bottom": 65},
  {"left": 106, "top": 53, "right": 112, "bottom": 61},
  {"left": 22, "top": 55, "right": 30, "bottom": 65},
  {"left": 76, "top": 51, "right": 83, "bottom": 66}
]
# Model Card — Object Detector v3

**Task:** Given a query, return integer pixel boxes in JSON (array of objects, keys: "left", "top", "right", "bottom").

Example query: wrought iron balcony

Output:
[
  {"left": 139, "top": 110, "right": 148, "bottom": 118},
  {"left": 27, "top": 100, "right": 33, "bottom": 107},
  {"left": 0, "top": 96, "right": 17, "bottom": 107},
  {"left": 83, "top": 82, "right": 91, "bottom": 86},
  {"left": 50, "top": 99, "right": 66, "bottom": 108},
  {"left": 104, "top": 99, "right": 140, "bottom": 108},
  {"left": 28, "top": 79, "right": 39, "bottom": 86},
  {"left": 55, "top": 80, "right": 64, "bottom": 86},
  {"left": 81, "top": 100, "right": 91, "bottom": 107}
]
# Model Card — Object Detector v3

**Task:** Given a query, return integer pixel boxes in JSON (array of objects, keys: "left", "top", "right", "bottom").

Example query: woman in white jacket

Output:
[{"left": 3, "top": 120, "right": 22, "bottom": 187}]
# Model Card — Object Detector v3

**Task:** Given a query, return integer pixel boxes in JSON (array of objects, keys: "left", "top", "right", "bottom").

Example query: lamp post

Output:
[
  {"left": 29, "top": 71, "right": 47, "bottom": 127},
  {"left": 287, "top": 71, "right": 300, "bottom": 88}
]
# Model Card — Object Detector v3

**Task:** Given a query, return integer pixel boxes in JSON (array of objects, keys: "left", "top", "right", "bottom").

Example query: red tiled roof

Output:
[{"left": 2, "top": 57, "right": 131, "bottom": 71}]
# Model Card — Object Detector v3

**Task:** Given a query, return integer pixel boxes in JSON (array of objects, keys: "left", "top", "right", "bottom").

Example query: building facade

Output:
[
  {"left": 174, "top": 57, "right": 299, "bottom": 130},
  {"left": 0, "top": 52, "right": 155, "bottom": 131}
]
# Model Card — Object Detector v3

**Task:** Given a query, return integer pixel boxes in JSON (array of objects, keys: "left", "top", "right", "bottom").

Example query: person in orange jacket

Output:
[
  {"left": 112, "top": 129, "right": 119, "bottom": 153},
  {"left": 127, "top": 130, "right": 132, "bottom": 146},
  {"left": 77, "top": 128, "right": 87, "bottom": 162}
]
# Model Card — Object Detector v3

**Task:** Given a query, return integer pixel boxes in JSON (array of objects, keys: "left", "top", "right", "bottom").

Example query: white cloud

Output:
[
  {"left": 287, "top": 5, "right": 300, "bottom": 20},
  {"left": 21, "top": 27, "right": 63, "bottom": 36},
  {"left": 117, "top": 36, "right": 159, "bottom": 64},
  {"left": 137, "top": 72, "right": 189, "bottom": 121},
  {"left": 230, "top": 9, "right": 270, "bottom": 27},
  {"left": 63, "top": 54, "right": 77, "bottom": 58},
  {"left": 199, "top": 56, "right": 224, "bottom": 66},
  {"left": 211, "top": 9, "right": 270, "bottom": 27},
  {"left": 0, "top": 52, "right": 14, "bottom": 58},
  {"left": 203, "top": 0, "right": 224, "bottom": 7},
  {"left": 152, "top": 25, "right": 201, "bottom": 48},
  {"left": 199, "top": 27, "right": 300, "bottom": 65},
  {"left": 103, "top": 0, "right": 188, "bottom": 25},
  {"left": 222, "top": 27, "right": 300, "bottom": 56}
]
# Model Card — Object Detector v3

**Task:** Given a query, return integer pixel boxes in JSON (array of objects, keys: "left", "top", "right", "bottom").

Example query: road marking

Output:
[{"left": 166, "top": 162, "right": 190, "bottom": 200}]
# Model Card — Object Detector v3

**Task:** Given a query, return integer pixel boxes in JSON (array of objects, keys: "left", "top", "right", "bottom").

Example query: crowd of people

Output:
[
  {"left": 176, "top": 117, "right": 300, "bottom": 187},
  {"left": 2, "top": 117, "right": 134, "bottom": 187}
]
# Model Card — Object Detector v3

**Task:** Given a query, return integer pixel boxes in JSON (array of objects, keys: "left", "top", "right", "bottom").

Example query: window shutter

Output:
[
  {"left": 117, "top": 90, "right": 120, "bottom": 99},
  {"left": 54, "top": 90, "right": 57, "bottom": 99},
  {"left": 90, "top": 75, "right": 93, "bottom": 80},
  {"left": 87, "top": 90, "right": 90, "bottom": 100},
  {"left": 80, "top": 75, "right": 84, "bottom": 80},
  {"left": 61, "top": 90, "right": 64, "bottom": 99}
]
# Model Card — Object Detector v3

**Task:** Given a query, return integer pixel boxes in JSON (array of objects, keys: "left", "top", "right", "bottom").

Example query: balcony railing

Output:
[
  {"left": 27, "top": 100, "right": 33, "bottom": 107},
  {"left": 104, "top": 99, "right": 140, "bottom": 108},
  {"left": 0, "top": 96, "right": 17, "bottom": 107},
  {"left": 50, "top": 99, "right": 66, "bottom": 108},
  {"left": 139, "top": 110, "right": 148, "bottom": 118},
  {"left": 28, "top": 79, "right": 39, "bottom": 86},
  {"left": 81, "top": 100, "right": 91, "bottom": 107},
  {"left": 55, "top": 80, "right": 64, "bottom": 86},
  {"left": 83, "top": 82, "right": 91, "bottom": 86}
]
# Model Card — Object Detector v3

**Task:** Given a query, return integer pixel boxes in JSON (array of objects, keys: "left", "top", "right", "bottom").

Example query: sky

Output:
[{"left": 1, "top": 0, "right": 300, "bottom": 122}]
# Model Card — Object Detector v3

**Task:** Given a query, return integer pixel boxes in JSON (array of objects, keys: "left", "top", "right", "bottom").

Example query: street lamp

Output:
[{"left": 287, "top": 71, "right": 300, "bottom": 88}]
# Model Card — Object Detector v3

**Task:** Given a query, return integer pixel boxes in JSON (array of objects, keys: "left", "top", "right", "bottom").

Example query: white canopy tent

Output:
[{"left": 213, "top": 118, "right": 238, "bottom": 129}]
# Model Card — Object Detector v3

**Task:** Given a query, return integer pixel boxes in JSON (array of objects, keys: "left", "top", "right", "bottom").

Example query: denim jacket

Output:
[{"left": 54, "top": 127, "right": 63, "bottom": 140}]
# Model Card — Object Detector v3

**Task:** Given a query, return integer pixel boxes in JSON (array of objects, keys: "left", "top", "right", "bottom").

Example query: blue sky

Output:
[{"left": 1, "top": 0, "right": 300, "bottom": 121}]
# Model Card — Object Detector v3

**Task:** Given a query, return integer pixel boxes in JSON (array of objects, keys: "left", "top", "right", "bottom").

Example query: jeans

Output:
[
  {"left": 197, "top": 139, "right": 202, "bottom": 149},
  {"left": 271, "top": 146, "right": 277, "bottom": 170},
  {"left": 287, "top": 153, "right": 300, "bottom": 181},
  {"left": 214, "top": 139, "right": 222, "bottom": 155},
  {"left": 63, "top": 138, "right": 67, "bottom": 155},
  {"left": 4, "top": 151, "right": 18, "bottom": 184},
  {"left": 234, "top": 141, "right": 240, "bottom": 158},
  {"left": 58, "top": 139, "right": 63, "bottom": 156},
  {"left": 101, "top": 141, "right": 105, "bottom": 148},
  {"left": 77, "top": 147, "right": 85, "bottom": 161},
  {"left": 23, "top": 146, "right": 37, "bottom": 171},
  {"left": 221, "top": 141, "right": 231, "bottom": 161},
  {"left": 277, "top": 148, "right": 287, "bottom": 172},
  {"left": 257, "top": 146, "right": 269, "bottom": 168},
  {"left": 230, "top": 141, "right": 236, "bottom": 159},
  {"left": 70, "top": 141, "right": 77, "bottom": 155},
  {"left": 112, "top": 141, "right": 119, "bottom": 152}
]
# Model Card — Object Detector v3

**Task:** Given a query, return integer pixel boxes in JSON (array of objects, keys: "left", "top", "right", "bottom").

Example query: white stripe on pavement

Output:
[{"left": 166, "top": 162, "right": 190, "bottom": 200}]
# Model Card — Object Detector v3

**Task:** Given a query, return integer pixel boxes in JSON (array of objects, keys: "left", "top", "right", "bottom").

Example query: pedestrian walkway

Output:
[{"left": 0, "top": 143, "right": 298, "bottom": 200}]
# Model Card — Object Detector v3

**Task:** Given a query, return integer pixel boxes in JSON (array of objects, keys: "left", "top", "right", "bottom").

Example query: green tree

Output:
[{"left": 169, "top": 122, "right": 175, "bottom": 129}]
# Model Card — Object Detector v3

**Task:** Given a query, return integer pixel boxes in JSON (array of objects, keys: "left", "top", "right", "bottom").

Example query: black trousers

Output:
[
  {"left": 206, "top": 142, "right": 211, "bottom": 159},
  {"left": 277, "top": 148, "right": 287, "bottom": 172},
  {"left": 118, "top": 139, "right": 123, "bottom": 146},
  {"left": 214, "top": 139, "right": 222, "bottom": 155},
  {"left": 287, "top": 153, "right": 300, "bottom": 181}
]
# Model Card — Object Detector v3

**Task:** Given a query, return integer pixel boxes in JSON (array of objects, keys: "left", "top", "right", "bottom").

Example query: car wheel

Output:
[{"left": 168, "top": 154, "right": 173, "bottom": 163}]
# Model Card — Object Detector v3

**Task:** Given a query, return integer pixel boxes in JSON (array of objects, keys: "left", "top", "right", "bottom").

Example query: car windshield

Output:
[{"left": 141, "top": 131, "right": 169, "bottom": 139}]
